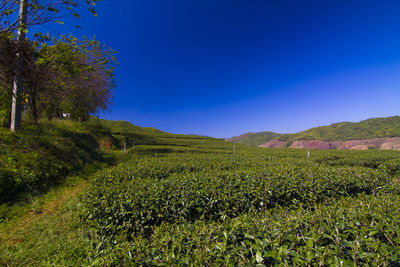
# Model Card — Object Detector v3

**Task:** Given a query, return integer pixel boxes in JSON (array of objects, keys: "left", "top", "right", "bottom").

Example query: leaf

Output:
[
  {"left": 245, "top": 234, "right": 255, "bottom": 240},
  {"left": 2, "top": 9, "right": 15, "bottom": 16},
  {"left": 306, "top": 238, "right": 314, "bottom": 248},
  {"left": 47, "top": 7, "right": 60, "bottom": 13},
  {"left": 256, "top": 250, "right": 263, "bottom": 264}
]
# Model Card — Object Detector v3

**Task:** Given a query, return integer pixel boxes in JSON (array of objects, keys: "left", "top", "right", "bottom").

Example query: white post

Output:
[{"left": 10, "top": 0, "right": 27, "bottom": 132}]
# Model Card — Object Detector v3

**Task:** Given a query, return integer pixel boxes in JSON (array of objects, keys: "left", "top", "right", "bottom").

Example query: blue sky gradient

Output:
[{"left": 40, "top": 0, "right": 400, "bottom": 137}]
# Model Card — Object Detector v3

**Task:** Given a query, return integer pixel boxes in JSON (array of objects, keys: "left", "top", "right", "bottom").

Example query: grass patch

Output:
[{"left": 0, "top": 179, "right": 90, "bottom": 266}]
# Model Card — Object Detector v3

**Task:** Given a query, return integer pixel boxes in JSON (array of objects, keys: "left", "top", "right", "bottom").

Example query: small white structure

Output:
[{"left": 62, "top": 113, "right": 71, "bottom": 119}]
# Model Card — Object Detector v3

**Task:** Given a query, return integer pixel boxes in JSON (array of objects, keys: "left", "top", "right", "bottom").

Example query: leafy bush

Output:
[
  {"left": 84, "top": 153, "right": 388, "bottom": 236},
  {"left": 82, "top": 145, "right": 400, "bottom": 266}
]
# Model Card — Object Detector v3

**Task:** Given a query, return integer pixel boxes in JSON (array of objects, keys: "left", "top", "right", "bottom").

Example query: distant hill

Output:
[
  {"left": 227, "top": 116, "right": 400, "bottom": 146},
  {"left": 226, "top": 131, "right": 281, "bottom": 146},
  {"left": 96, "top": 118, "right": 228, "bottom": 148}
]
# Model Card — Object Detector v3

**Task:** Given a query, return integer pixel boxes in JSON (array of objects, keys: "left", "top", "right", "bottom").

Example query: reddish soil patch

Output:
[
  {"left": 339, "top": 138, "right": 400, "bottom": 150},
  {"left": 379, "top": 138, "right": 400, "bottom": 150},
  {"left": 349, "top": 145, "right": 370, "bottom": 150},
  {"left": 259, "top": 137, "right": 400, "bottom": 151},
  {"left": 258, "top": 140, "right": 287, "bottom": 148},
  {"left": 289, "top": 140, "right": 340, "bottom": 150}
]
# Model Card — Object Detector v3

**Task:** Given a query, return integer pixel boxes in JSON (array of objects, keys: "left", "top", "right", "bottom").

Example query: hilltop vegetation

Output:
[
  {"left": 228, "top": 116, "right": 400, "bottom": 146},
  {"left": 227, "top": 131, "right": 281, "bottom": 146}
]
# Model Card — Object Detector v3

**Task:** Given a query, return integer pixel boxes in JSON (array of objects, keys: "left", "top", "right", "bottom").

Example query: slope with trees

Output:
[
  {"left": 226, "top": 131, "right": 281, "bottom": 146},
  {"left": 228, "top": 116, "right": 400, "bottom": 146},
  {"left": 0, "top": 0, "right": 112, "bottom": 130}
]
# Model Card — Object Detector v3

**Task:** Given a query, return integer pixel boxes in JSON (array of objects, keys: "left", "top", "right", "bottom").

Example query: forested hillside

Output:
[
  {"left": 228, "top": 116, "right": 400, "bottom": 146},
  {"left": 226, "top": 131, "right": 281, "bottom": 146}
]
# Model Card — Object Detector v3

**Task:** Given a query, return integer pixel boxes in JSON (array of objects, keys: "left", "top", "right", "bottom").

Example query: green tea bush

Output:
[
  {"left": 79, "top": 133, "right": 400, "bottom": 265},
  {"left": 83, "top": 151, "right": 389, "bottom": 241},
  {"left": 113, "top": 194, "right": 400, "bottom": 266}
]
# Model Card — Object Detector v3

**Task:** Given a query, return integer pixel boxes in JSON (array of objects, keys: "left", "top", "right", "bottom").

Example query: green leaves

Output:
[
  {"left": 1, "top": 9, "right": 15, "bottom": 16},
  {"left": 0, "top": 0, "right": 101, "bottom": 38},
  {"left": 46, "top": 7, "right": 59, "bottom": 13},
  {"left": 81, "top": 143, "right": 400, "bottom": 265}
]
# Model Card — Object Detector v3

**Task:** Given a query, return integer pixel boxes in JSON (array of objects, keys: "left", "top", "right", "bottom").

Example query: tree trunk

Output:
[
  {"left": 10, "top": 0, "right": 27, "bottom": 132},
  {"left": 31, "top": 90, "right": 38, "bottom": 124}
]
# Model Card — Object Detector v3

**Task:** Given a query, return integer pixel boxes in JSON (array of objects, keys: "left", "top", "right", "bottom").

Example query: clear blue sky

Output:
[{"left": 42, "top": 0, "right": 400, "bottom": 137}]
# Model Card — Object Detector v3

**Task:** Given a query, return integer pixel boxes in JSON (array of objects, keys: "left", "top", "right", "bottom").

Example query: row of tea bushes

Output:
[
  {"left": 82, "top": 144, "right": 400, "bottom": 265},
  {"left": 82, "top": 150, "right": 390, "bottom": 240},
  {"left": 112, "top": 193, "right": 400, "bottom": 266}
]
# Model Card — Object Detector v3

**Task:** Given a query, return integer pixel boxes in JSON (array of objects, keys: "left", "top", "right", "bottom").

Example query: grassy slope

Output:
[
  {"left": 228, "top": 116, "right": 400, "bottom": 146},
  {"left": 0, "top": 119, "right": 115, "bottom": 206},
  {"left": 0, "top": 118, "right": 178, "bottom": 221},
  {"left": 0, "top": 118, "right": 245, "bottom": 266},
  {"left": 0, "top": 179, "right": 89, "bottom": 266},
  {"left": 0, "top": 117, "right": 207, "bottom": 209}
]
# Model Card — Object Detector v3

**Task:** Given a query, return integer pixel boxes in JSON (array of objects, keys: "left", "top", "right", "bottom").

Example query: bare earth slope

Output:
[{"left": 258, "top": 137, "right": 400, "bottom": 150}]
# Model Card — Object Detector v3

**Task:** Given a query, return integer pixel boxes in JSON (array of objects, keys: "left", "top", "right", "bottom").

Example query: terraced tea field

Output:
[{"left": 82, "top": 139, "right": 400, "bottom": 265}]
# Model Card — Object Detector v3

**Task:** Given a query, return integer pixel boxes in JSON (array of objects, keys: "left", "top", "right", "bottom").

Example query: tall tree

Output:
[
  {"left": 0, "top": 0, "right": 101, "bottom": 131},
  {"left": 25, "top": 35, "right": 117, "bottom": 122},
  {"left": 10, "top": 0, "right": 26, "bottom": 131}
]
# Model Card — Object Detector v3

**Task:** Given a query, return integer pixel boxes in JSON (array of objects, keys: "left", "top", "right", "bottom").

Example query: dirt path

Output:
[{"left": 0, "top": 180, "right": 88, "bottom": 246}]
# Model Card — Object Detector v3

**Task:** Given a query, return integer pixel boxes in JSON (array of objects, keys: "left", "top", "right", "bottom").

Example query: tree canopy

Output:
[
  {"left": 0, "top": 0, "right": 118, "bottom": 128},
  {"left": 0, "top": 0, "right": 101, "bottom": 38}
]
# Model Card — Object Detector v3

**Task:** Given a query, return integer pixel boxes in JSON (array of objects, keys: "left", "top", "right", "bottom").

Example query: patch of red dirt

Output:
[
  {"left": 259, "top": 137, "right": 400, "bottom": 150},
  {"left": 289, "top": 140, "right": 340, "bottom": 150},
  {"left": 258, "top": 140, "right": 287, "bottom": 148}
]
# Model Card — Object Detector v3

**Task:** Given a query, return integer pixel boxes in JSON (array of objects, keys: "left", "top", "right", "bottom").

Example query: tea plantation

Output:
[
  {"left": 81, "top": 138, "right": 400, "bottom": 265},
  {"left": 1, "top": 120, "right": 400, "bottom": 265}
]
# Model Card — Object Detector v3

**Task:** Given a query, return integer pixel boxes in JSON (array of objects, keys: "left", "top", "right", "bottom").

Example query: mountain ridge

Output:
[{"left": 227, "top": 116, "right": 400, "bottom": 147}]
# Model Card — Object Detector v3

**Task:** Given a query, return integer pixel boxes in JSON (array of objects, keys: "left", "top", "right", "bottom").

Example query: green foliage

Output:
[
  {"left": 27, "top": 35, "right": 118, "bottom": 122},
  {"left": 2, "top": 118, "right": 400, "bottom": 265},
  {"left": 281, "top": 116, "right": 400, "bottom": 142},
  {"left": 227, "top": 131, "right": 281, "bottom": 146},
  {"left": 110, "top": 193, "right": 400, "bottom": 266},
  {"left": 0, "top": 119, "right": 115, "bottom": 206},
  {"left": 0, "top": 0, "right": 102, "bottom": 37},
  {"left": 0, "top": 182, "right": 90, "bottom": 266},
  {"left": 83, "top": 152, "right": 387, "bottom": 238},
  {"left": 81, "top": 136, "right": 400, "bottom": 265},
  {"left": 0, "top": 89, "right": 10, "bottom": 127}
]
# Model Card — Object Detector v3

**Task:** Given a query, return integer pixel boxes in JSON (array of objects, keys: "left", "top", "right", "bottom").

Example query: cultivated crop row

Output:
[{"left": 82, "top": 146, "right": 400, "bottom": 265}]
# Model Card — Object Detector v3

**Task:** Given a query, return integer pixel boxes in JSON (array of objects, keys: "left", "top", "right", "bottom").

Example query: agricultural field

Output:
[
  {"left": 1, "top": 120, "right": 400, "bottom": 265},
  {"left": 3, "top": 1, "right": 400, "bottom": 266},
  {"left": 81, "top": 138, "right": 400, "bottom": 265}
]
